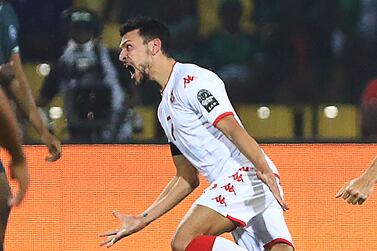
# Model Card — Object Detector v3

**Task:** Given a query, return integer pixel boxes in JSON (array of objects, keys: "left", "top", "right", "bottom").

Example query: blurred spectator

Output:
[
  {"left": 324, "top": 0, "right": 361, "bottom": 103},
  {"left": 197, "top": 0, "right": 255, "bottom": 38},
  {"left": 198, "top": 0, "right": 262, "bottom": 102},
  {"left": 161, "top": 0, "right": 199, "bottom": 62},
  {"left": 360, "top": 78, "right": 377, "bottom": 139},
  {"left": 36, "top": 8, "right": 142, "bottom": 142},
  {"left": 102, "top": 0, "right": 166, "bottom": 23},
  {"left": 262, "top": 0, "right": 335, "bottom": 104},
  {"left": 9, "top": 0, "right": 73, "bottom": 61}
]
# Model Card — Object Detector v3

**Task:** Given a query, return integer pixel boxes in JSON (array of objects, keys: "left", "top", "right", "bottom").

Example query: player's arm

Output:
[
  {"left": 8, "top": 53, "right": 61, "bottom": 162},
  {"left": 0, "top": 87, "right": 29, "bottom": 207},
  {"left": 145, "top": 143, "right": 199, "bottom": 210},
  {"left": 336, "top": 157, "right": 377, "bottom": 205},
  {"left": 141, "top": 148, "right": 200, "bottom": 224},
  {"left": 215, "top": 115, "right": 289, "bottom": 211},
  {"left": 99, "top": 144, "right": 199, "bottom": 247}
]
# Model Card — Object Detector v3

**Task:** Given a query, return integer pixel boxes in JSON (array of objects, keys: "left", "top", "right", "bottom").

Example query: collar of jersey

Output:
[{"left": 160, "top": 61, "right": 178, "bottom": 95}]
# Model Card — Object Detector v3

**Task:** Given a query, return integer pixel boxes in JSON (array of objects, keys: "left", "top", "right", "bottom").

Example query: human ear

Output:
[{"left": 150, "top": 38, "right": 161, "bottom": 55}]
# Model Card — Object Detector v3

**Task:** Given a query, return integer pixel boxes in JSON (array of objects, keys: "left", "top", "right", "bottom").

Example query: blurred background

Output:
[{"left": 8, "top": 0, "right": 377, "bottom": 143}]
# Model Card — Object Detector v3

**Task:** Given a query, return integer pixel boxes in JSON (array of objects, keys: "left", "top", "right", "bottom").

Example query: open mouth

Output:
[{"left": 126, "top": 64, "right": 135, "bottom": 79}]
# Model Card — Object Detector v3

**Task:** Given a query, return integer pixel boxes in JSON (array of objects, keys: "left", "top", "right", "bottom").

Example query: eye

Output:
[{"left": 126, "top": 44, "right": 132, "bottom": 50}]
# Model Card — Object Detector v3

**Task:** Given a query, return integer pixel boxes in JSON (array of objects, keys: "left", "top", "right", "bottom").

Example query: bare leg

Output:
[
  {"left": 267, "top": 243, "right": 294, "bottom": 251},
  {"left": 171, "top": 204, "right": 243, "bottom": 251},
  {"left": 0, "top": 172, "right": 11, "bottom": 250}
]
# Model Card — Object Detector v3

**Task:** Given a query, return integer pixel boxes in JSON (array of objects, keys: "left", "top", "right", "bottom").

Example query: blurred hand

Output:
[
  {"left": 99, "top": 211, "right": 147, "bottom": 248},
  {"left": 41, "top": 132, "right": 62, "bottom": 162},
  {"left": 8, "top": 159, "right": 30, "bottom": 207},
  {"left": 0, "top": 62, "right": 15, "bottom": 86}
]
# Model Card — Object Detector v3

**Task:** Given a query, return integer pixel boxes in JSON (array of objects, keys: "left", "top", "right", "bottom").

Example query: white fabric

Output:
[
  {"left": 212, "top": 237, "right": 248, "bottom": 251},
  {"left": 158, "top": 62, "right": 292, "bottom": 250},
  {"left": 158, "top": 62, "right": 278, "bottom": 183},
  {"left": 232, "top": 200, "right": 294, "bottom": 250},
  {"left": 194, "top": 160, "right": 278, "bottom": 227}
]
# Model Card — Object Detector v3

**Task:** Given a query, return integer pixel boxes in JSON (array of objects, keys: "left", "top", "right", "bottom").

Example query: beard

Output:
[{"left": 132, "top": 71, "right": 148, "bottom": 85}]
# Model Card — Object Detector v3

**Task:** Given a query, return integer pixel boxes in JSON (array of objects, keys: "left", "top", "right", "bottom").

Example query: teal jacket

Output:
[{"left": 0, "top": 1, "right": 19, "bottom": 65}]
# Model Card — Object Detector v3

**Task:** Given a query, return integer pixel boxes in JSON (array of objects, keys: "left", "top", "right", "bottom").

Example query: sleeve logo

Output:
[
  {"left": 197, "top": 89, "right": 219, "bottom": 112},
  {"left": 8, "top": 25, "right": 17, "bottom": 42}
]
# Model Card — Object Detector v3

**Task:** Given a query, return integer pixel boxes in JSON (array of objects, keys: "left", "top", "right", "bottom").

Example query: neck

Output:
[{"left": 149, "top": 55, "right": 176, "bottom": 90}]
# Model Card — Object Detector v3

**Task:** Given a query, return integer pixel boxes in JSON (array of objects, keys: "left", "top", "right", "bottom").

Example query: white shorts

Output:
[
  {"left": 232, "top": 200, "right": 294, "bottom": 250},
  {"left": 193, "top": 163, "right": 293, "bottom": 250}
]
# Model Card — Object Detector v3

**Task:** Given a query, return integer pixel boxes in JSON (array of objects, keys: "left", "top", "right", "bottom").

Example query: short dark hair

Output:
[{"left": 120, "top": 16, "right": 171, "bottom": 56}]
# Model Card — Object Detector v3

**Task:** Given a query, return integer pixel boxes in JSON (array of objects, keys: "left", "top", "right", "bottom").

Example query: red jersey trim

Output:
[
  {"left": 160, "top": 61, "right": 177, "bottom": 95},
  {"left": 274, "top": 173, "right": 280, "bottom": 180},
  {"left": 264, "top": 238, "right": 294, "bottom": 249},
  {"left": 213, "top": 112, "right": 233, "bottom": 126},
  {"left": 226, "top": 215, "right": 246, "bottom": 228}
]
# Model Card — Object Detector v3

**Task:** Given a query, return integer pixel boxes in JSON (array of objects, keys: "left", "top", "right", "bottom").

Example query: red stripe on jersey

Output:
[
  {"left": 160, "top": 61, "right": 177, "bottom": 95},
  {"left": 213, "top": 112, "right": 233, "bottom": 126},
  {"left": 226, "top": 215, "right": 246, "bottom": 228},
  {"left": 274, "top": 173, "right": 280, "bottom": 180},
  {"left": 264, "top": 238, "right": 294, "bottom": 249}
]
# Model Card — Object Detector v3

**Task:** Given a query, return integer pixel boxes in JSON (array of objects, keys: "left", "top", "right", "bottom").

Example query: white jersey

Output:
[{"left": 158, "top": 62, "right": 278, "bottom": 183}]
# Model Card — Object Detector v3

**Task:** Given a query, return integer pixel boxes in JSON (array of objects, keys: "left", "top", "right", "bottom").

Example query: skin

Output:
[
  {"left": 8, "top": 53, "right": 61, "bottom": 162},
  {"left": 0, "top": 52, "right": 60, "bottom": 249},
  {"left": 0, "top": 86, "right": 29, "bottom": 248},
  {"left": 336, "top": 157, "right": 377, "bottom": 205},
  {"left": 100, "top": 29, "right": 292, "bottom": 251},
  {"left": 0, "top": 87, "right": 29, "bottom": 207}
]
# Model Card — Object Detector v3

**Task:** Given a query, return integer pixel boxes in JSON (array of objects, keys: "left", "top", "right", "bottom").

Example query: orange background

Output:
[{"left": 2, "top": 144, "right": 377, "bottom": 251}]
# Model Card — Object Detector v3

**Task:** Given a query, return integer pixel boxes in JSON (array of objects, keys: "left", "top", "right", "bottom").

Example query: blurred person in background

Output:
[
  {"left": 336, "top": 157, "right": 377, "bottom": 205},
  {"left": 0, "top": 66, "right": 29, "bottom": 251},
  {"left": 0, "top": 0, "right": 61, "bottom": 155},
  {"left": 36, "top": 7, "right": 142, "bottom": 143},
  {"left": 1, "top": 1, "right": 61, "bottom": 249},
  {"left": 198, "top": 0, "right": 262, "bottom": 103},
  {"left": 360, "top": 78, "right": 377, "bottom": 139}
]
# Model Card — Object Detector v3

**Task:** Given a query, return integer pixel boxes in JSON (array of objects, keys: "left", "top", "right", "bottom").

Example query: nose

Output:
[{"left": 119, "top": 49, "right": 127, "bottom": 62}]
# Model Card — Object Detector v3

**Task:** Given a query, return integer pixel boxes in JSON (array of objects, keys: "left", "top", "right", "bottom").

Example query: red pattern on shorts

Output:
[
  {"left": 212, "top": 195, "right": 227, "bottom": 207},
  {"left": 229, "top": 171, "right": 244, "bottom": 183},
  {"left": 221, "top": 183, "right": 236, "bottom": 195}
]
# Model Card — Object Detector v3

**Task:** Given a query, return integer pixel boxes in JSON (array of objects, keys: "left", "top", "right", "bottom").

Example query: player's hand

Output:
[
  {"left": 99, "top": 211, "right": 147, "bottom": 248},
  {"left": 41, "top": 132, "right": 62, "bottom": 162},
  {"left": 336, "top": 177, "right": 374, "bottom": 205},
  {"left": 8, "top": 159, "right": 30, "bottom": 207},
  {"left": 0, "top": 62, "right": 15, "bottom": 86},
  {"left": 256, "top": 170, "right": 289, "bottom": 211}
]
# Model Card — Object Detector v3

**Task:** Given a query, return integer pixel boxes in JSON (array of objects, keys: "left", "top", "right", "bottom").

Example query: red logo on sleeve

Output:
[{"left": 183, "top": 75, "right": 195, "bottom": 88}]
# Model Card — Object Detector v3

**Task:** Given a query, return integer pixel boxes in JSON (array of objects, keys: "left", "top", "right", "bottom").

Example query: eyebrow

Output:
[{"left": 119, "top": 39, "right": 130, "bottom": 48}]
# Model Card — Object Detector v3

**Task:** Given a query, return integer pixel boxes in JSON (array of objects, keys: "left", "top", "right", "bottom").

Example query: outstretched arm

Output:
[
  {"left": 215, "top": 114, "right": 289, "bottom": 211},
  {"left": 336, "top": 157, "right": 377, "bottom": 205},
  {"left": 0, "top": 87, "right": 29, "bottom": 207},
  {"left": 99, "top": 153, "right": 199, "bottom": 248},
  {"left": 8, "top": 53, "right": 61, "bottom": 162}
]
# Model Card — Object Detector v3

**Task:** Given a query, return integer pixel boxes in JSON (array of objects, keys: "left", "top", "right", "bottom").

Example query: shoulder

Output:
[
  {"left": 2, "top": 2, "right": 19, "bottom": 23},
  {"left": 173, "top": 63, "right": 224, "bottom": 94}
]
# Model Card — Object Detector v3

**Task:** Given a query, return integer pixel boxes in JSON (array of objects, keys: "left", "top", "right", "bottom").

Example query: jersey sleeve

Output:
[
  {"left": 6, "top": 4, "right": 20, "bottom": 54},
  {"left": 184, "top": 72, "right": 235, "bottom": 126}
]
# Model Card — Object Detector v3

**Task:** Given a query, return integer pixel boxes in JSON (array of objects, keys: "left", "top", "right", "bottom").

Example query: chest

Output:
[{"left": 158, "top": 90, "right": 202, "bottom": 141}]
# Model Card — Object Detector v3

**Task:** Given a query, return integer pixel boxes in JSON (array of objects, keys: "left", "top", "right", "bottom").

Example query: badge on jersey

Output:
[{"left": 197, "top": 89, "right": 219, "bottom": 112}]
